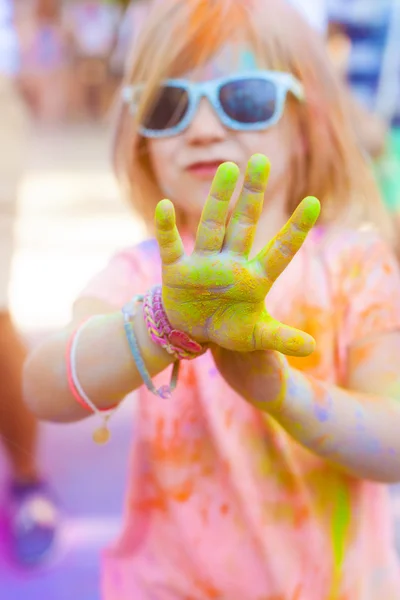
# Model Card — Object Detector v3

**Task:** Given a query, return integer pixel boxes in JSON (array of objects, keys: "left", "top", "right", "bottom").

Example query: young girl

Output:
[{"left": 24, "top": 0, "right": 400, "bottom": 598}]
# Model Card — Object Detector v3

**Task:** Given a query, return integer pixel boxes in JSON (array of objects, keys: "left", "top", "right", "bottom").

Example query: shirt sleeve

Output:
[
  {"left": 340, "top": 232, "right": 400, "bottom": 347},
  {"left": 76, "top": 239, "right": 161, "bottom": 309}
]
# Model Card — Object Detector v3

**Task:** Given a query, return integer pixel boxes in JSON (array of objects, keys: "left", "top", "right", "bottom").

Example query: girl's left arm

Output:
[
  {"left": 271, "top": 332, "right": 400, "bottom": 483},
  {"left": 214, "top": 336, "right": 400, "bottom": 484},
  {"left": 213, "top": 233, "right": 400, "bottom": 483}
]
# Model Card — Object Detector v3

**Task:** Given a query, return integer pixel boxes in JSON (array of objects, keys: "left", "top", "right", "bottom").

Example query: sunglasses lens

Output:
[
  {"left": 219, "top": 78, "right": 278, "bottom": 124},
  {"left": 142, "top": 86, "right": 189, "bottom": 131}
]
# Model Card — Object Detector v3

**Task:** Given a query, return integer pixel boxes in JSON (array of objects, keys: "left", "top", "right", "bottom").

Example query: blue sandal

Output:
[{"left": 8, "top": 480, "right": 58, "bottom": 566}]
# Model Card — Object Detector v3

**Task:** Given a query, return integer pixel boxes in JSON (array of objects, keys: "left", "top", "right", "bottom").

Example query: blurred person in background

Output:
[
  {"left": 64, "top": 0, "right": 122, "bottom": 120},
  {"left": 0, "top": 0, "right": 57, "bottom": 566},
  {"left": 16, "top": 0, "right": 71, "bottom": 123},
  {"left": 327, "top": 0, "right": 400, "bottom": 247},
  {"left": 110, "top": 0, "right": 149, "bottom": 79}
]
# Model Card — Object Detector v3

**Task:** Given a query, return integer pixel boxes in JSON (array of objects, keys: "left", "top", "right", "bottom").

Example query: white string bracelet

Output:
[{"left": 67, "top": 316, "right": 119, "bottom": 445}]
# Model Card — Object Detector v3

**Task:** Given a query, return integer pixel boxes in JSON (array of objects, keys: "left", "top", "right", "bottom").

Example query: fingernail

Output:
[
  {"left": 247, "top": 154, "right": 271, "bottom": 182},
  {"left": 303, "top": 196, "right": 321, "bottom": 221},
  {"left": 155, "top": 199, "right": 175, "bottom": 227},
  {"left": 216, "top": 162, "right": 240, "bottom": 184}
]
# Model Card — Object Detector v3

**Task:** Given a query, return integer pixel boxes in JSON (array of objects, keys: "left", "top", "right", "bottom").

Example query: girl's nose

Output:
[{"left": 184, "top": 98, "right": 227, "bottom": 144}]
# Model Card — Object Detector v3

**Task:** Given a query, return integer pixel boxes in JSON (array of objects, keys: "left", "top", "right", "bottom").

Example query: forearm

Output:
[
  {"left": 24, "top": 304, "right": 173, "bottom": 423},
  {"left": 269, "top": 366, "right": 400, "bottom": 483}
]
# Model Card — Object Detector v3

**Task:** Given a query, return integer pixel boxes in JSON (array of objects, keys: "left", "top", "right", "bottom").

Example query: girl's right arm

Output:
[
  {"left": 25, "top": 156, "right": 319, "bottom": 424},
  {"left": 23, "top": 297, "right": 174, "bottom": 423}
]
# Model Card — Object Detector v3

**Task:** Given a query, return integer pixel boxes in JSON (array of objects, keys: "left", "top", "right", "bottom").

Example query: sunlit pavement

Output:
[
  {"left": 0, "top": 123, "right": 400, "bottom": 599},
  {"left": 0, "top": 123, "right": 146, "bottom": 599}
]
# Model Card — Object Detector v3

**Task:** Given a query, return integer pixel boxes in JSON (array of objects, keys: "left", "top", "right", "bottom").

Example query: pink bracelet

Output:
[
  {"left": 66, "top": 318, "right": 120, "bottom": 445},
  {"left": 66, "top": 319, "right": 118, "bottom": 414},
  {"left": 143, "top": 285, "right": 207, "bottom": 360}
]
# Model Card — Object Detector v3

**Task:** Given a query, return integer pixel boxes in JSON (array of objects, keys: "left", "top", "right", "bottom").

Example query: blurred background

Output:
[
  {"left": 1, "top": 2, "right": 145, "bottom": 599},
  {"left": 0, "top": 1, "right": 400, "bottom": 598}
]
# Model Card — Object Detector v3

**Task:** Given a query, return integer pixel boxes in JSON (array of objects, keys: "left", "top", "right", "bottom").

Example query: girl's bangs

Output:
[
  {"left": 128, "top": 0, "right": 263, "bottom": 120},
  {"left": 115, "top": 0, "right": 394, "bottom": 245}
]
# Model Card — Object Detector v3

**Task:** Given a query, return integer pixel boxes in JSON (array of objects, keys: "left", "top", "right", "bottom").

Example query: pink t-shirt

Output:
[{"left": 81, "top": 227, "right": 400, "bottom": 599}]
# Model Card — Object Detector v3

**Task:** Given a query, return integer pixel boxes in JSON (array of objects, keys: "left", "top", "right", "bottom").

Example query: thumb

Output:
[{"left": 253, "top": 315, "right": 315, "bottom": 357}]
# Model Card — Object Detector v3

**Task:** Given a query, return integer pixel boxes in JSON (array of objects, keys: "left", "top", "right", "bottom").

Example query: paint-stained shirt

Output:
[{"left": 80, "top": 226, "right": 400, "bottom": 599}]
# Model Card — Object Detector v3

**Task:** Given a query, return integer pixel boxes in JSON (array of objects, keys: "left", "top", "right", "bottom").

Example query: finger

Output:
[
  {"left": 194, "top": 162, "right": 239, "bottom": 254},
  {"left": 154, "top": 199, "right": 185, "bottom": 265},
  {"left": 253, "top": 196, "right": 320, "bottom": 282},
  {"left": 253, "top": 315, "right": 316, "bottom": 356},
  {"left": 223, "top": 154, "right": 270, "bottom": 257}
]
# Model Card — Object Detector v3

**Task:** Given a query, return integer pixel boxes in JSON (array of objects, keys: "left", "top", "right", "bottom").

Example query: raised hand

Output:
[{"left": 154, "top": 154, "right": 320, "bottom": 356}]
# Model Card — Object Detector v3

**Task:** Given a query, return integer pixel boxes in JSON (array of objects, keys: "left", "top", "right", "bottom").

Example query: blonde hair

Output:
[{"left": 113, "top": 0, "right": 394, "bottom": 244}]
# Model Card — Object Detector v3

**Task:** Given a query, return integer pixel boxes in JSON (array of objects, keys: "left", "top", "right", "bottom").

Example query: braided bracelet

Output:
[
  {"left": 66, "top": 316, "right": 120, "bottom": 445},
  {"left": 122, "top": 296, "right": 180, "bottom": 399},
  {"left": 143, "top": 284, "right": 207, "bottom": 360}
]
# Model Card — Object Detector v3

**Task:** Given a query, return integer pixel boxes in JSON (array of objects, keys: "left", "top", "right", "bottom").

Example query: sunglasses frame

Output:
[{"left": 122, "top": 70, "right": 305, "bottom": 138}]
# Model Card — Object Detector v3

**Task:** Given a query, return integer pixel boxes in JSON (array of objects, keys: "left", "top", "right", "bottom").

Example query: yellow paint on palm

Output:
[{"left": 155, "top": 154, "right": 321, "bottom": 356}]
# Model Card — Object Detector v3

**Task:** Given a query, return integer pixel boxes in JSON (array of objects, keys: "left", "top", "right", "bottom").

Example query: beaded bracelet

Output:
[
  {"left": 122, "top": 296, "right": 180, "bottom": 399},
  {"left": 143, "top": 285, "right": 207, "bottom": 360}
]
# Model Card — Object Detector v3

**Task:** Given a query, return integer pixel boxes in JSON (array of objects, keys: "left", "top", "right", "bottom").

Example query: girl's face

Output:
[{"left": 146, "top": 43, "right": 303, "bottom": 221}]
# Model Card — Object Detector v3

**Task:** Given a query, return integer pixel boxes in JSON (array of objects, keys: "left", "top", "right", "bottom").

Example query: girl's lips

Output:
[{"left": 186, "top": 161, "right": 225, "bottom": 179}]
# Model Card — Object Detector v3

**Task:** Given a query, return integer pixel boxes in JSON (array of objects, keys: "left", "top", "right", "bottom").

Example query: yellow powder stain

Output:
[
  {"left": 383, "top": 261, "right": 393, "bottom": 274},
  {"left": 257, "top": 451, "right": 274, "bottom": 477},
  {"left": 351, "top": 303, "right": 386, "bottom": 340},
  {"left": 266, "top": 502, "right": 310, "bottom": 529},
  {"left": 130, "top": 471, "right": 167, "bottom": 513},
  {"left": 292, "top": 584, "right": 303, "bottom": 600},
  {"left": 349, "top": 263, "right": 362, "bottom": 279},
  {"left": 193, "top": 576, "right": 221, "bottom": 599},
  {"left": 188, "top": 0, "right": 247, "bottom": 61},
  {"left": 169, "top": 479, "right": 194, "bottom": 503},
  {"left": 285, "top": 305, "right": 330, "bottom": 372},
  {"left": 313, "top": 434, "right": 335, "bottom": 456},
  {"left": 224, "top": 408, "right": 234, "bottom": 428},
  {"left": 309, "top": 378, "right": 330, "bottom": 409},
  {"left": 200, "top": 504, "right": 209, "bottom": 525},
  {"left": 349, "top": 341, "right": 375, "bottom": 369},
  {"left": 301, "top": 467, "right": 355, "bottom": 599},
  {"left": 220, "top": 503, "right": 230, "bottom": 515}
]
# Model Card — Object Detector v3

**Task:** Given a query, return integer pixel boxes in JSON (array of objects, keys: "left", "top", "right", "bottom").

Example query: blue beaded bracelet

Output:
[{"left": 122, "top": 295, "right": 179, "bottom": 399}]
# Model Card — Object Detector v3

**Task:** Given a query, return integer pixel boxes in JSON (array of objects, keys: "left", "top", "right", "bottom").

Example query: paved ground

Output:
[{"left": 0, "top": 122, "right": 399, "bottom": 599}]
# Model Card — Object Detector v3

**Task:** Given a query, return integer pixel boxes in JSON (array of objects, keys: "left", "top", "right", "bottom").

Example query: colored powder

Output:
[
  {"left": 187, "top": 0, "right": 247, "bottom": 67},
  {"left": 329, "top": 483, "right": 351, "bottom": 598},
  {"left": 314, "top": 394, "right": 333, "bottom": 423},
  {"left": 239, "top": 49, "right": 258, "bottom": 70}
]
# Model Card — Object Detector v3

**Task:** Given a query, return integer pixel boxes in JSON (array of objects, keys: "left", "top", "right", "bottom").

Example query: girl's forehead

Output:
[{"left": 185, "top": 43, "right": 260, "bottom": 81}]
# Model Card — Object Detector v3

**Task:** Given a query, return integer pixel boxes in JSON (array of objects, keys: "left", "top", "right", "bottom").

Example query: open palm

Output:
[{"left": 155, "top": 154, "right": 320, "bottom": 356}]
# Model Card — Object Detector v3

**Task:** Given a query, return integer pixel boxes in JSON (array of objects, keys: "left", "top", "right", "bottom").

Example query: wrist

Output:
[
  {"left": 134, "top": 302, "right": 176, "bottom": 368},
  {"left": 68, "top": 312, "right": 132, "bottom": 411},
  {"left": 161, "top": 287, "right": 210, "bottom": 344},
  {"left": 74, "top": 307, "right": 174, "bottom": 408},
  {"left": 145, "top": 285, "right": 207, "bottom": 359},
  {"left": 251, "top": 352, "right": 290, "bottom": 415}
]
